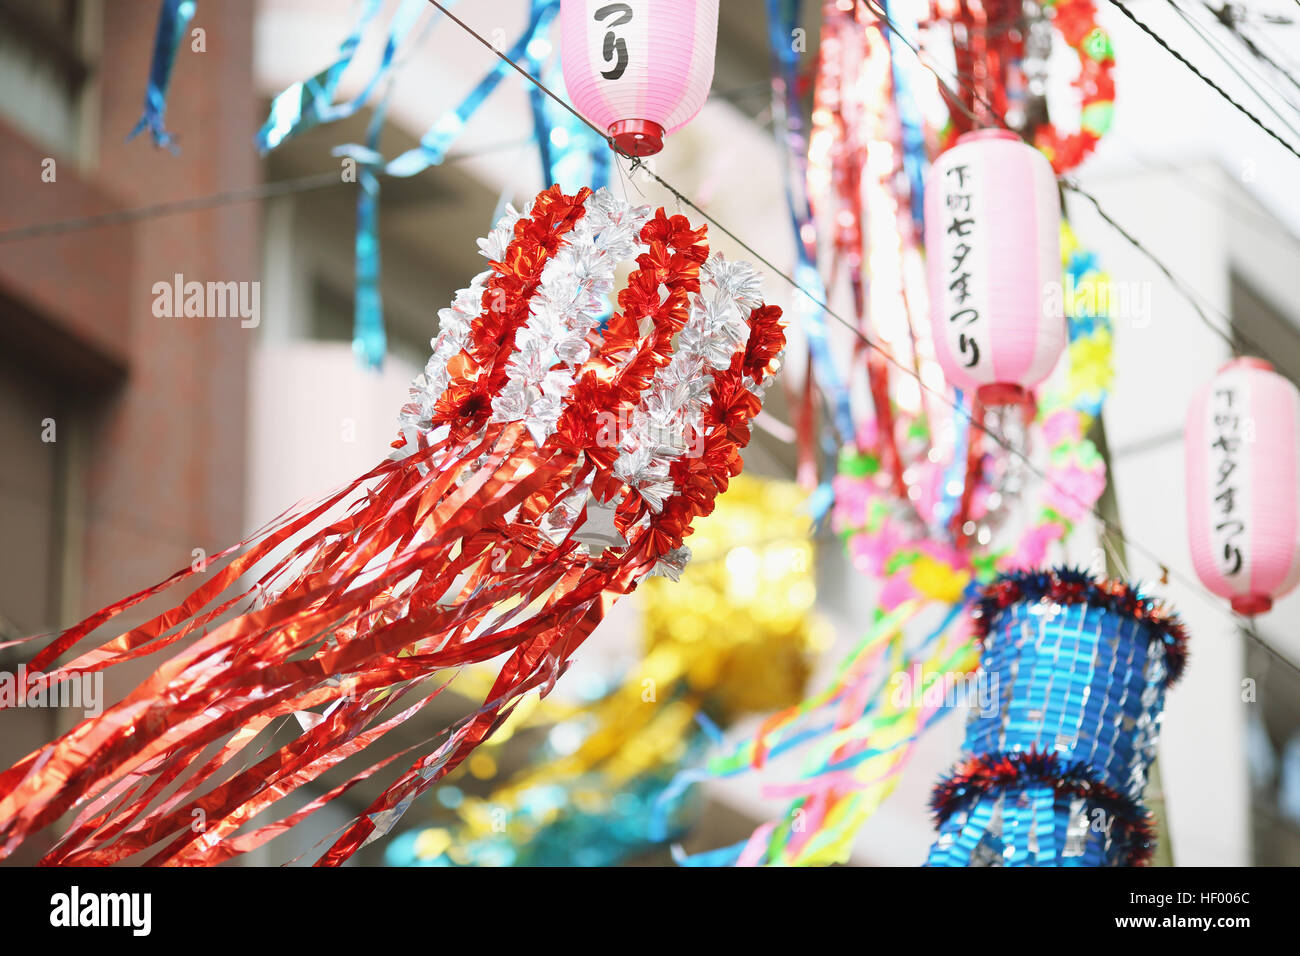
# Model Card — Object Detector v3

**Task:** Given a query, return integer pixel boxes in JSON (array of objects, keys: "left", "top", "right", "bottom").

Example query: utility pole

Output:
[{"left": 1090, "top": 415, "right": 1174, "bottom": 867}]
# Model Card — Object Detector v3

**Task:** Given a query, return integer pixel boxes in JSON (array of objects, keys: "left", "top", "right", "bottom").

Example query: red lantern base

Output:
[
  {"left": 976, "top": 383, "right": 1033, "bottom": 408},
  {"left": 1230, "top": 594, "right": 1272, "bottom": 616},
  {"left": 1219, "top": 356, "right": 1274, "bottom": 375},
  {"left": 609, "top": 119, "right": 665, "bottom": 157}
]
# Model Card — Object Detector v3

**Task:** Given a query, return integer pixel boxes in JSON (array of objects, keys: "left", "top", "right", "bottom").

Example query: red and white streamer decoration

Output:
[
  {"left": 560, "top": 0, "right": 719, "bottom": 156},
  {"left": 924, "top": 129, "right": 1064, "bottom": 406},
  {"left": 0, "top": 186, "right": 785, "bottom": 865},
  {"left": 1185, "top": 356, "right": 1300, "bottom": 616}
]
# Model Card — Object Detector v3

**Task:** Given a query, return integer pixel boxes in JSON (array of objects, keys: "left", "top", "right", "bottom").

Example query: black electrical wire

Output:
[
  {"left": 0, "top": 139, "right": 533, "bottom": 245},
  {"left": 1166, "top": 0, "right": 1300, "bottom": 137},
  {"left": 1203, "top": 1, "right": 1300, "bottom": 99},
  {"left": 1109, "top": 0, "right": 1300, "bottom": 162}
]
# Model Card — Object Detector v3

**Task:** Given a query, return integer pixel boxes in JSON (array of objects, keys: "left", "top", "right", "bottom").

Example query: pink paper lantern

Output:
[
  {"left": 1186, "top": 357, "right": 1300, "bottom": 616},
  {"left": 560, "top": 0, "right": 719, "bottom": 156},
  {"left": 924, "top": 129, "right": 1065, "bottom": 406}
]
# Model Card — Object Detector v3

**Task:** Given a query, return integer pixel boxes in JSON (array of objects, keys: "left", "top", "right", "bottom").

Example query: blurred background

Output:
[{"left": 0, "top": 0, "right": 1298, "bottom": 865}]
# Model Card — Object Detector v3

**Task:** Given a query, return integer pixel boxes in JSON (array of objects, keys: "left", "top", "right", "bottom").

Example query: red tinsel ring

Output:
[
  {"left": 970, "top": 568, "right": 1188, "bottom": 686},
  {"left": 1032, "top": 0, "right": 1116, "bottom": 173},
  {"left": 967, "top": 564, "right": 1190, "bottom": 686},
  {"left": 930, "top": 748, "right": 1157, "bottom": 866}
]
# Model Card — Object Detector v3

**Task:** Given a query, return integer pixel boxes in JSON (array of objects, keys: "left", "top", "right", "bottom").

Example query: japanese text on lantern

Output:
[
  {"left": 942, "top": 163, "right": 982, "bottom": 370},
  {"left": 596, "top": 3, "right": 633, "bottom": 80},
  {"left": 1210, "top": 386, "right": 1247, "bottom": 578}
]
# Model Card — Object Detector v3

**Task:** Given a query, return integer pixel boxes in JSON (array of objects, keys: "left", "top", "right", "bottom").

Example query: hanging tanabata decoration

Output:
[
  {"left": 1032, "top": 0, "right": 1116, "bottom": 173},
  {"left": 936, "top": 0, "right": 1023, "bottom": 135},
  {"left": 804, "top": 0, "right": 926, "bottom": 494},
  {"left": 927, "top": 568, "right": 1188, "bottom": 866},
  {"left": 257, "top": 0, "right": 447, "bottom": 366},
  {"left": 1185, "top": 357, "right": 1300, "bottom": 616},
  {"left": 779, "top": 0, "right": 1115, "bottom": 494},
  {"left": 560, "top": 0, "right": 719, "bottom": 156},
  {"left": 934, "top": 0, "right": 1114, "bottom": 175},
  {"left": 0, "top": 186, "right": 785, "bottom": 866}
]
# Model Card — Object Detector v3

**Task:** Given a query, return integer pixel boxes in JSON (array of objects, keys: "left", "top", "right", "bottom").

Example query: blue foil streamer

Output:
[
  {"left": 250, "top": 0, "right": 596, "bottom": 369},
  {"left": 255, "top": 0, "right": 390, "bottom": 153},
  {"left": 260, "top": 0, "right": 447, "bottom": 368},
  {"left": 128, "top": 0, "right": 197, "bottom": 150},
  {"left": 934, "top": 388, "right": 973, "bottom": 532},
  {"left": 527, "top": 48, "right": 610, "bottom": 193},
  {"left": 522, "top": 23, "right": 557, "bottom": 187},
  {"left": 673, "top": 839, "right": 747, "bottom": 867},
  {"left": 330, "top": 3, "right": 436, "bottom": 369},
  {"left": 882, "top": 0, "right": 928, "bottom": 229},
  {"left": 384, "top": 1, "right": 561, "bottom": 178},
  {"left": 348, "top": 137, "right": 385, "bottom": 368},
  {"left": 765, "top": 0, "right": 856, "bottom": 445}
]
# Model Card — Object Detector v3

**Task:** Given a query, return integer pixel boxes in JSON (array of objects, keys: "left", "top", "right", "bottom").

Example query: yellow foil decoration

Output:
[{"left": 640, "top": 475, "right": 824, "bottom": 723}]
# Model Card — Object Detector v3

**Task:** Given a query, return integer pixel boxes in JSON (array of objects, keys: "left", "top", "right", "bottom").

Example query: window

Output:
[{"left": 0, "top": 0, "right": 89, "bottom": 157}]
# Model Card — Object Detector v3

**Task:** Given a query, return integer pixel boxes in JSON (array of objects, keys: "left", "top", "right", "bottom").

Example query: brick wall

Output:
[{"left": 0, "top": 0, "right": 261, "bottom": 624}]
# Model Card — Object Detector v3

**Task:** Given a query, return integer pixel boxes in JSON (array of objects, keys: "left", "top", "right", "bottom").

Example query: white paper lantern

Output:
[{"left": 560, "top": 0, "right": 719, "bottom": 156}]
